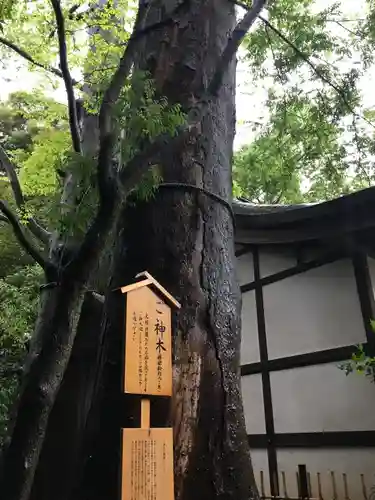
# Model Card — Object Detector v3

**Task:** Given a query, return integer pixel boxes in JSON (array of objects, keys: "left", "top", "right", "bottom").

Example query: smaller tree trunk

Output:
[
  {"left": 29, "top": 292, "right": 105, "bottom": 500},
  {"left": 0, "top": 283, "right": 86, "bottom": 500}
]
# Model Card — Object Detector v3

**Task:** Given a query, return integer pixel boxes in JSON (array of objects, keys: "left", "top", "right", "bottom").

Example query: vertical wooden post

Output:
[
  {"left": 330, "top": 471, "right": 337, "bottom": 500},
  {"left": 281, "top": 471, "right": 289, "bottom": 499},
  {"left": 141, "top": 399, "right": 150, "bottom": 429},
  {"left": 307, "top": 472, "right": 312, "bottom": 499},
  {"left": 260, "top": 470, "right": 265, "bottom": 499},
  {"left": 361, "top": 474, "right": 368, "bottom": 500},
  {"left": 317, "top": 472, "right": 324, "bottom": 500},
  {"left": 298, "top": 464, "right": 309, "bottom": 499},
  {"left": 343, "top": 473, "right": 350, "bottom": 500}
]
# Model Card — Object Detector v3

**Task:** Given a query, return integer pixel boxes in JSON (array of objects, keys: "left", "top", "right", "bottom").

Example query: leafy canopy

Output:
[
  {"left": 234, "top": 0, "right": 375, "bottom": 203},
  {"left": 0, "top": 265, "right": 43, "bottom": 444}
]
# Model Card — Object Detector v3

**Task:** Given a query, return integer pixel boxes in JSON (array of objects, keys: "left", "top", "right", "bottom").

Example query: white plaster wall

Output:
[
  {"left": 241, "top": 374, "right": 265, "bottom": 434},
  {"left": 241, "top": 253, "right": 375, "bottom": 500},
  {"left": 259, "top": 249, "right": 296, "bottom": 278},
  {"left": 263, "top": 259, "right": 366, "bottom": 359},
  {"left": 241, "top": 291, "right": 260, "bottom": 364},
  {"left": 271, "top": 362, "right": 375, "bottom": 433},
  {"left": 236, "top": 251, "right": 254, "bottom": 286}
]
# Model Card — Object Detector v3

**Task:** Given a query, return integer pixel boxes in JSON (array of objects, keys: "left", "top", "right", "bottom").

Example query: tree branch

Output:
[
  {"left": 62, "top": 0, "right": 193, "bottom": 278},
  {"left": 50, "top": 0, "right": 81, "bottom": 154},
  {"left": 118, "top": 0, "right": 266, "bottom": 184},
  {"left": 230, "top": 0, "right": 375, "bottom": 130},
  {"left": 209, "top": 0, "right": 266, "bottom": 96},
  {"left": 0, "top": 148, "right": 25, "bottom": 208},
  {"left": 0, "top": 36, "right": 79, "bottom": 86},
  {"left": 119, "top": 0, "right": 267, "bottom": 189},
  {"left": 259, "top": 15, "right": 375, "bottom": 130},
  {"left": 0, "top": 145, "right": 50, "bottom": 244},
  {"left": 0, "top": 200, "right": 49, "bottom": 269},
  {"left": 97, "top": 0, "right": 191, "bottom": 204},
  {"left": 65, "top": 0, "right": 259, "bottom": 278}
]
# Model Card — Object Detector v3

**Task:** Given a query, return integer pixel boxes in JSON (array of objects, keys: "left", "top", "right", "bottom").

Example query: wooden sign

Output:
[
  {"left": 121, "top": 427, "right": 174, "bottom": 500},
  {"left": 120, "top": 274, "right": 179, "bottom": 500},
  {"left": 121, "top": 272, "right": 180, "bottom": 397}
]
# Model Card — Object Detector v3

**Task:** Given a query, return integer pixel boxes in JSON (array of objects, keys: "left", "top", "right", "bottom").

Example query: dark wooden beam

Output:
[
  {"left": 235, "top": 245, "right": 254, "bottom": 257},
  {"left": 241, "top": 252, "right": 342, "bottom": 293},
  {"left": 253, "top": 248, "right": 279, "bottom": 496},
  {"left": 352, "top": 252, "right": 375, "bottom": 353},
  {"left": 248, "top": 431, "right": 375, "bottom": 448},
  {"left": 241, "top": 344, "right": 359, "bottom": 376}
]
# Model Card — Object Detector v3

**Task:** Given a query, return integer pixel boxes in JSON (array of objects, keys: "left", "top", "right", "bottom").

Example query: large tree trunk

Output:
[{"left": 70, "top": 0, "right": 258, "bottom": 499}]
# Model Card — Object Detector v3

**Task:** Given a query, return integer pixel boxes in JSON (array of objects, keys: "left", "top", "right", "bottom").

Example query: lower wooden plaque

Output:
[{"left": 121, "top": 428, "right": 174, "bottom": 500}]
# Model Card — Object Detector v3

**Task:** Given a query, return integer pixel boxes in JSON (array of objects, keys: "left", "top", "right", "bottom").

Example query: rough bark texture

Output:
[
  {"left": 0, "top": 283, "right": 86, "bottom": 500},
  {"left": 29, "top": 292, "right": 105, "bottom": 500},
  {"left": 71, "top": 1, "right": 258, "bottom": 499}
]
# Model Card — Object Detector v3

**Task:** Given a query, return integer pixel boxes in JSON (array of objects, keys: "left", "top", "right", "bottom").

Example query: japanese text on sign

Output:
[
  {"left": 124, "top": 286, "right": 172, "bottom": 396},
  {"left": 122, "top": 428, "right": 174, "bottom": 500}
]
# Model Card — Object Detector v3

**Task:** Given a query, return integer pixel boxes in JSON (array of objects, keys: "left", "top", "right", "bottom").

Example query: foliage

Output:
[
  {"left": 233, "top": 145, "right": 304, "bottom": 204},
  {"left": 50, "top": 151, "right": 99, "bottom": 239},
  {"left": 0, "top": 265, "right": 43, "bottom": 444},
  {"left": 339, "top": 319, "right": 375, "bottom": 381},
  {"left": 0, "top": 0, "right": 135, "bottom": 93},
  {"left": 0, "top": 92, "right": 70, "bottom": 278},
  {"left": 0, "top": 90, "right": 70, "bottom": 227},
  {"left": 0, "top": 181, "right": 33, "bottom": 277},
  {"left": 339, "top": 343, "right": 375, "bottom": 380},
  {"left": 3, "top": 2, "right": 375, "bottom": 207},
  {"left": 234, "top": 0, "right": 375, "bottom": 203},
  {"left": 116, "top": 72, "right": 185, "bottom": 164},
  {"left": 0, "top": 0, "right": 16, "bottom": 28},
  {"left": 20, "top": 129, "right": 71, "bottom": 196},
  {"left": 13, "top": 74, "right": 185, "bottom": 242},
  {"left": 116, "top": 71, "right": 185, "bottom": 201},
  {"left": 0, "top": 90, "right": 68, "bottom": 158},
  {"left": 0, "top": 91, "right": 70, "bottom": 443},
  {"left": 0, "top": 84, "right": 184, "bottom": 244}
]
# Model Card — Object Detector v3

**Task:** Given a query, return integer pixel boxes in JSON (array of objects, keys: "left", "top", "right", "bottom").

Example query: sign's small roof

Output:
[{"left": 120, "top": 271, "right": 181, "bottom": 309}]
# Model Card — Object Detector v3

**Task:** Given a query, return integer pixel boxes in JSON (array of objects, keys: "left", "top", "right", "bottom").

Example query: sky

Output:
[{"left": 0, "top": 0, "right": 373, "bottom": 152}]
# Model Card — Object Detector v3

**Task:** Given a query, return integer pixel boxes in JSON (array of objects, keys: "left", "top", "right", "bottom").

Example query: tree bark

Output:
[
  {"left": 28, "top": 292, "right": 105, "bottom": 500},
  {"left": 127, "top": 1, "right": 257, "bottom": 496},
  {"left": 0, "top": 283, "right": 86, "bottom": 500},
  {"left": 71, "top": 1, "right": 259, "bottom": 499}
]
